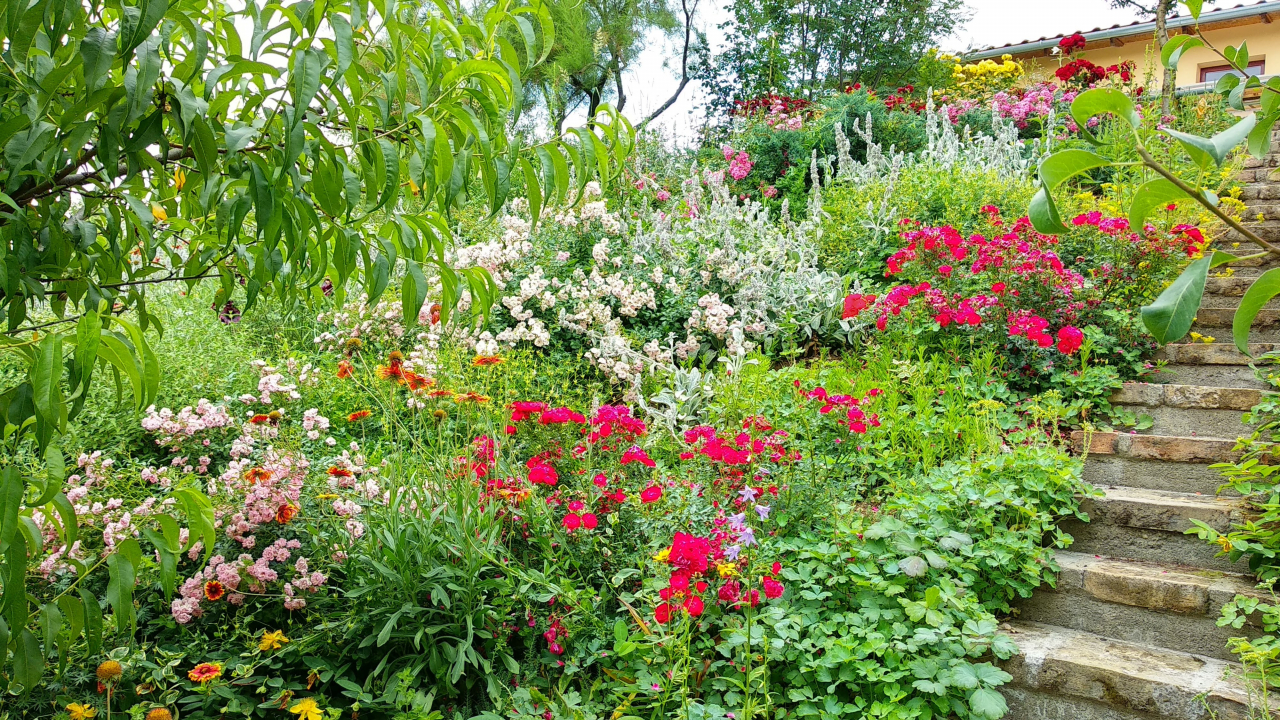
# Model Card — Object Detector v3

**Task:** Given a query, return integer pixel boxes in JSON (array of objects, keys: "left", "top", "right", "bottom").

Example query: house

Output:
[{"left": 963, "top": 0, "right": 1280, "bottom": 95}]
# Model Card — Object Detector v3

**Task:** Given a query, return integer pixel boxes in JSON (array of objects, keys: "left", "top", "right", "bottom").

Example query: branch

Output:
[
  {"left": 18, "top": 146, "right": 194, "bottom": 205},
  {"left": 638, "top": 0, "right": 698, "bottom": 131},
  {"left": 1136, "top": 145, "right": 1280, "bottom": 256}
]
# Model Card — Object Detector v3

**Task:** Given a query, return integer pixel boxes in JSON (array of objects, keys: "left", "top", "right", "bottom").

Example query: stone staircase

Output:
[{"left": 997, "top": 157, "right": 1280, "bottom": 718}]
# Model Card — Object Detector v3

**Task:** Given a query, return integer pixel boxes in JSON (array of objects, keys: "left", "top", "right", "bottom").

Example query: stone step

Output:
[
  {"left": 1062, "top": 485, "right": 1249, "bottom": 572},
  {"left": 1074, "top": 430, "right": 1246, "bottom": 462},
  {"left": 1202, "top": 277, "right": 1280, "bottom": 309},
  {"left": 1152, "top": 344, "right": 1276, "bottom": 390},
  {"left": 1000, "top": 621, "right": 1256, "bottom": 720},
  {"left": 1015, "top": 551, "right": 1263, "bottom": 661},
  {"left": 1111, "top": 383, "right": 1262, "bottom": 439},
  {"left": 1082, "top": 456, "right": 1231, "bottom": 496},
  {"left": 1188, "top": 306, "right": 1280, "bottom": 342}
]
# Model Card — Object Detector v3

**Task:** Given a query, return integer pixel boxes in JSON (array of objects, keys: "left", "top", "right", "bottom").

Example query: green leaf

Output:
[
  {"left": 1185, "top": 0, "right": 1204, "bottom": 19},
  {"left": 1248, "top": 113, "right": 1279, "bottom": 158},
  {"left": 81, "top": 27, "right": 117, "bottom": 92},
  {"left": 401, "top": 260, "right": 428, "bottom": 327},
  {"left": 1161, "top": 35, "right": 1204, "bottom": 69},
  {"left": 1140, "top": 254, "right": 1211, "bottom": 344},
  {"left": 1128, "top": 178, "right": 1188, "bottom": 230},
  {"left": 1028, "top": 184, "right": 1066, "bottom": 234},
  {"left": 331, "top": 14, "right": 354, "bottom": 76},
  {"left": 1038, "top": 149, "right": 1111, "bottom": 190},
  {"left": 0, "top": 466, "right": 23, "bottom": 552},
  {"left": 78, "top": 588, "right": 102, "bottom": 656},
  {"left": 1233, "top": 267, "right": 1280, "bottom": 355},
  {"left": 1070, "top": 88, "right": 1141, "bottom": 143},
  {"left": 13, "top": 628, "right": 42, "bottom": 693},
  {"left": 969, "top": 688, "right": 1008, "bottom": 720}
]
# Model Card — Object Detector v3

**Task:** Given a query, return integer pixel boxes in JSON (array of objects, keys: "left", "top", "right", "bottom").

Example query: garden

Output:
[{"left": 4, "top": 0, "right": 1280, "bottom": 719}]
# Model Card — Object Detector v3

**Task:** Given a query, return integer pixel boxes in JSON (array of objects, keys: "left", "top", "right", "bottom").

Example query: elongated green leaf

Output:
[
  {"left": 1028, "top": 184, "right": 1066, "bottom": 234},
  {"left": 1128, "top": 178, "right": 1188, "bottom": 230},
  {"left": 13, "top": 628, "right": 42, "bottom": 693},
  {"left": 1161, "top": 35, "right": 1204, "bottom": 69},
  {"left": 1140, "top": 255, "right": 1212, "bottom": 344},
  {"left": 1234, "top": 267, "right": 1280, "bottom": 354},
  {"left": 0, "top": 466, "right": 22, "bottom": 552},
  {"left": 78, "top": 588, "right": 102, "bottom": 655},
  {"left": 1071, "top": 88, "right": 1141, "bottom": 143}
]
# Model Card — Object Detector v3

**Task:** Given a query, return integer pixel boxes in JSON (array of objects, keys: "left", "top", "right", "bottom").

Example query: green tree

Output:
[
  {"left": 526, "top": 0, "right": 684, "bottom": 131},
  {"left": 707, "top": 0, "right": 967, "bottom": 110},
  {"left": 0, "top": 0, "right": 630, "bottom": 691}
]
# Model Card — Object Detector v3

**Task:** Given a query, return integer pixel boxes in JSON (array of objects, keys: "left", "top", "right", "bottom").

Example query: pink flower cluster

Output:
[
  {"left": 992, "top": 84, "right": 1076, "bottom": 129},
  {"left": 141, "top": 399, "right": 236, "bottom": 449},
  {"left": 721, "top": 145, "right": 754, "bottom": 181},
  {"left": 800, "top": 386, "right": 883, "bottom": 434}
]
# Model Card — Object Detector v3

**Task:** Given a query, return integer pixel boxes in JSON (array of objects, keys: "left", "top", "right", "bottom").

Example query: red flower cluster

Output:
[
  {"left": 1055, "top": 58, "right": 1133, "bottom": 87},
  {"left": 562, "top": 499, "right": 599, "bottom": 532},
  {"left": 681, "top": 425, "right": 797, "bottom": 466},
  {"left": 589, "top": 405, "right": 647, "bottom": 444},
  {"left": 1058, "top": 33, "right": 1086, "bottom": 52},
  {"left": 800, "top": 386, "right": 883, "bottom": 434},
  {"left": 543, "top": 617, "right": 567, "bottom": 655},
  {"left": 842, "top": 293, "right": 878, "bottom": 319},
  {"left": 731, "top": 93, "right": 812, "bottom": 118},
  {"left": 655, "top": 533, "right": 716, "bottom": 622}
]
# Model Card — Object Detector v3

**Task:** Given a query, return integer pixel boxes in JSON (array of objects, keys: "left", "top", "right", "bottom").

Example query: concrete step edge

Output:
[
  {"left": 1049, "top": 550, "right": 1263, "bottom": 619},
  {"left": 999, "top": 621, "right": 1254, "bottom": 718},
  {"left": 1112, "top": 383, "right": 1264, "bottom": 411},
  {"left": 1073, "top": 431, "right": 1247, "bottom": 463}
]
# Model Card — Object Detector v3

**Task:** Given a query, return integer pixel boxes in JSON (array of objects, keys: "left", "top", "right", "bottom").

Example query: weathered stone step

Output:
[
  {"left": 1111, "top": 383, "right": 1262, "bottom": 439},
  {"left": 1074, "top": 430, "right": 1245, "bottom": 462},
  {"left": 1000, "top": 621, "right": 1256, "bottom": 720},
  {"left": 1083, "top": 456, "right": 1231, "bottom": 495},
  {"left": 1152, "top": 343, "right": 1276, "bottom": 390},
  {"left": 1063, "top": 485, "right": 1249, "bottom": 572},
  {"left": 1202, "top": 276, "right": 1280, "bottom": 309},
  {"left": 1015, "top": 551, "right": 1263, "bottom": 661},
  {"left": 1188, "top": 305, "right": 1280, "bottom": 342}
]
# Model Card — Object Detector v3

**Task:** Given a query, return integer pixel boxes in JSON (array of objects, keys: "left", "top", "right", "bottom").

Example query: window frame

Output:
[{"left": 1199, "top": 59, "right": 1266, "bottom": 84}]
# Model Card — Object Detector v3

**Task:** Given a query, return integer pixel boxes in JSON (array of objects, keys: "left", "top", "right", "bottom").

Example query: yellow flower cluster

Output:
[{"left": 952, "top": 54, "right": 1023, "bottom": 97}]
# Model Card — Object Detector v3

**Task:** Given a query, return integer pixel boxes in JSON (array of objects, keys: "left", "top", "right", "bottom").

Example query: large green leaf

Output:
[
  {"left": 1161, "top": 35, "right": 1204, "bottom": 69},
  {"left": 1140, "top": 255, "right": 1212, "bottom": 344},
  {"left": 1234, "top": 267, "right": 1280, "bottom": 354},
  {"left": 1128, "top": 178, "right": 1188, "bottom": 230},
  {"left": 1071, "top": 88, "right": 1141, "bottom": 143}
]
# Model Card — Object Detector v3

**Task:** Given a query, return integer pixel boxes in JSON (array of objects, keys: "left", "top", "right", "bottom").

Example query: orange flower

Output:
[
  {"left": 327, "top": 467, "right": 353, "bottom": 478},
  {"left": 244, "top": 467, "right": 272, "bottom": 484},
  {"left": 204, "top": 581, "right": 225, "bottom": 602},
  {"left": 249, "top": 414, "right": 271, "bottom": 425},
  {"left": 428, "top": 303, "right": 441, "bottom": 325},
  {"left": 454, "top": 392, "right": 491, "bottom": 404},
  {"left": 428, "top": 390, "right": 454, "bottom": 399},
  {"left": 378, "top": 364, "right": 404, "bottom": 383},
  {"left": 403, "top": 372, "right": 433, "bottom": 391},
  {"left": 473, "top": 356, "right": 504, "bottom": 366},
  {"left": 336, "top": 360, "right": 354, "bottom": 379},
  {"left": 276, "top": 504, "right": 299, "bottom": 524},
  {"left": 347, "top": 410, "right": 372, "bottom": 422},
  {"left": 388, "top": 350, "right": 404, "bottom": 367},
  {"left": 188, "top": 663, "right": 222, "bottom": 684}
]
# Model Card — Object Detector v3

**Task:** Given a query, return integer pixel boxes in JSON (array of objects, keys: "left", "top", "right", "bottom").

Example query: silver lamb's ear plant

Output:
[{"left": 640, "top": 365, "right": 718, "bottom": 438}]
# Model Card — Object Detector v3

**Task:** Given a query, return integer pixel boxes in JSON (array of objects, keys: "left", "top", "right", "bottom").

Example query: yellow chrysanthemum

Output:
[
  {"left": 717, "top": 563, "right": 739, "bottom": 578},
  {"left": 652, "top": 547, "right": 671, "bottom": 563},
  {"left": 67, "top": 704, "right": 96, "bottom": 720}
]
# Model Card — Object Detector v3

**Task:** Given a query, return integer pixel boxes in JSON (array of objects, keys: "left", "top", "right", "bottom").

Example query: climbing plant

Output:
[{"left": 1029, "top": 0, "right": 1280, "bottom": 353}]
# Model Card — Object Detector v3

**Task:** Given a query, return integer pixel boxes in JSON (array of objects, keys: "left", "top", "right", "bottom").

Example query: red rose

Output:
[{"left": 640, "top": 485, "right": 663, "bottom": 503}]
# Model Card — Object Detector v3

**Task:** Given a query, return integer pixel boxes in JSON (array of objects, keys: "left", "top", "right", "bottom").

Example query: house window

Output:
[{"left": 1199, "top": 60, "right": 1265, "bottom": 84}]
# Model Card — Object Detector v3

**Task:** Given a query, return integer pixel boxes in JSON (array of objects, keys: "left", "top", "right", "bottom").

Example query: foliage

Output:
[
  {"left": 1029, "top": 0, "right": 1280, "bottom": 351},
  {"left": 705, "top": 0, "right": 966, "bottom": 110}
]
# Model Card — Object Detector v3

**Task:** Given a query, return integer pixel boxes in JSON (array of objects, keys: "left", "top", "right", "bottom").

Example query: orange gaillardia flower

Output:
[
  {"left": 327, "top": 466, "right": 353, "bottom": 478},
  {"left": 244, "top": 467, "right": 272, "bottom": 484},
  {"left": 473, "top": 356, "right": 504, "bottom": 366},
  {"left": 188, "top": 662, "right": 223, "bottom": 683},
  {"left": 204, "top": 581, "right": 225, "bottom": 602},
  {"left": 145, "top": 709, "right": 173, "bottom": 720},
  {"left": 336, "top": 360, "right": 354, "bottom": 379},
  {"left": 276, "top": 504, "right": 299, "bottom": 524},
  {"left": 403, "top": 371, "right": 433, "bottom": 391},
  {"left": 454, "top": 392, "right": 491, "bottom": 404},
  {"left": 249, "top": 414, "right": 271, "bottom": 425},
  {"left": 347, "top": 410, "right": 372, "bottom": 422},
  {"left": 378, "top": 364, "right": 404, "bottom": 382}
]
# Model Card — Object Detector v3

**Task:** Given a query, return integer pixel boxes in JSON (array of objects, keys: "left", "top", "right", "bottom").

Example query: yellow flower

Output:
[
  {"left": 652, "top": 547, "right": 671, "bottom": 563},
  {"left": 96, "top": 660, "right": 123, "bottom": 682},
  {"left": 172, "top": 168, "right": 186, "bottom": 191},
  {"left": 717, "top": 563, "right": 738, "bottom": 578},
  {"left": 408, "top": 177, "right": 420, "bottom": 196},
  {"left": 67, "top": 704, "right": 96, "bottom": 720},
  {"left": 259, "top": 630, "right": 290, "bottom": 652},
  {"left": 151, "top": 203, "right": 168, "bottom": 222},
  {"left": 290, "top": 697, "right": 323, "bottom": 720},
  {"left": 1218, "top": 535, "right": 1232, "bottom": 552}
]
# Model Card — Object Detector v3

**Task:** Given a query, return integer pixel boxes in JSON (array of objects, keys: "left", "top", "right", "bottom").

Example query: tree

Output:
[
  {"left": 525, "top": 0, "right": 681, "bottom": 131},
  {"left": 707, "top": 0, "right": 967, "bottom": 111},
  {"left": 0, "top": 0, "right": 631, "bottom": 690},
  {"left": 638, "top": 0, "right": 706, "bottom": 129}
]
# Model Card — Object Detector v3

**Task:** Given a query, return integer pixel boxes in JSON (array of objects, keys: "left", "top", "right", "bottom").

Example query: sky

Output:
[{"left": 619, "top": 0, "right": 1147, "bottom": 143}]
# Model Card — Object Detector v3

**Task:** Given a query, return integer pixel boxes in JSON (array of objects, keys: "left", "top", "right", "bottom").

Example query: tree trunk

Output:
[
  {"left": 639, "top": 0, "right": 698, "bottom": 129},
  {"left": 1156, "top": 0, "right": 1174, "bottom": 115}
]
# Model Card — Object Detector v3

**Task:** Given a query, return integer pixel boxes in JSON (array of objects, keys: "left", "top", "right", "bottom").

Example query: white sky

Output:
[{"left": 622, "top": 0, "right": 1147, "bottom": 143}]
